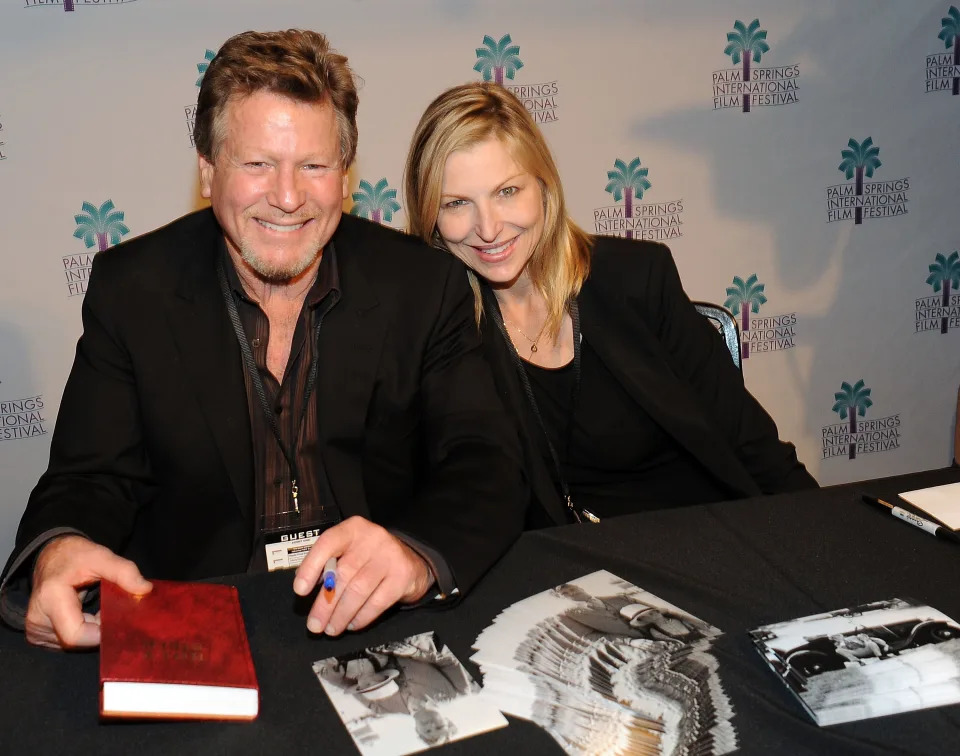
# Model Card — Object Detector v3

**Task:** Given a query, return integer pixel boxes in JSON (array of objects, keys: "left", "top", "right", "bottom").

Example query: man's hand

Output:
[
  {"left": 293, "top": 517, "right": 434, "bottom": 636},
  {"left": 26, "top": 535, "right": 152, "bottom": 650}
]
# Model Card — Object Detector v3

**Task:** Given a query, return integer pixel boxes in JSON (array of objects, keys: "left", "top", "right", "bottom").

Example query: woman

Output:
[{"left": 404, "top": 82, "right": 817, "bottom": 527}]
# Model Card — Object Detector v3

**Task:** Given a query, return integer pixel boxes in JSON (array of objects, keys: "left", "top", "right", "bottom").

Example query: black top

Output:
[{"left": 523, "top": 338, "right": 730, "bottom": 518}]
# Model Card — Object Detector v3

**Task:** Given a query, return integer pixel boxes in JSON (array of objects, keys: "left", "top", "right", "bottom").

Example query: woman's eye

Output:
[
  {"left": 442, "top": 199, "right": 467, "bottom": 209},
  {"left": 500, "top": 186, "right": 518, "bottom": 197}
]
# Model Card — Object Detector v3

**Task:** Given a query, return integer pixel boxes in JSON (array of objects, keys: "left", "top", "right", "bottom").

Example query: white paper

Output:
[{"left": 899, "top": 483, "right": 960, "bottom": 529}]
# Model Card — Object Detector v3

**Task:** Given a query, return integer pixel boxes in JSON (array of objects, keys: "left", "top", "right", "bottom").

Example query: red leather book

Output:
[{"left": 99, "top": 579, "right": 259, "bottom": 720}]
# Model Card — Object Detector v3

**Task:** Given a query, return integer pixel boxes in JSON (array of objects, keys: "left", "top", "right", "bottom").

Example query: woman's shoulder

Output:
[{"left": 586, "top": 235, "right": 677, "bottom": 289}]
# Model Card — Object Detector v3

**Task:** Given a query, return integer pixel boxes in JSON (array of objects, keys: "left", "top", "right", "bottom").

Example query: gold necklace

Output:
[{"left": 506, "top": 320, "right": 547, "bottom": 353}]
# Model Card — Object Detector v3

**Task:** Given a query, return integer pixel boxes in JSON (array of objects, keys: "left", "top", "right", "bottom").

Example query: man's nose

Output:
[{"left": 269, "top": 167, "right": 306, "bottom": 213}]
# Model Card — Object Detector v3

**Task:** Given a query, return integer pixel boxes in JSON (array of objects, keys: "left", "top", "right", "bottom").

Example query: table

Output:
[{"left": 3, "top": 466, "right": 960, "bottom": 755}]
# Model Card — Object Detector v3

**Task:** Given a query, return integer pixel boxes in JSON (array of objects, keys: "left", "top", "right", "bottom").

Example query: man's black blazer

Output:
[
  {"left": 4, "top": 209, "right": 526, "bottom": 593},
  {"left": 480, "top": 235, "right": 818, "bottom": 525}
]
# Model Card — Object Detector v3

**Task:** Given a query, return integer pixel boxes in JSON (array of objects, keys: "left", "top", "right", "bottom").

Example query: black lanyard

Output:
[
  {"left": 216, "top": 259, "right": 332, "bottom": 516},
  {"left": 482, "top": 286, "right": 599, "bottom": 524}
]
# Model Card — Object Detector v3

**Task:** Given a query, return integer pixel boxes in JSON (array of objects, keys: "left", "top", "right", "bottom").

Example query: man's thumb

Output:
[{"left": 100, "top": 556, "right": 152, "bottom": 597}]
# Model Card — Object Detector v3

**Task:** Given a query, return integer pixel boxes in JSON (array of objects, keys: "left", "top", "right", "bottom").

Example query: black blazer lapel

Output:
[
  {"left": 479, "top": 311, "right": 570, "bottom": 524},
  {"left": 315, "top": 238, "right": 385, "bottom": 520},
  {"left": 578, "top": 283, "right": 761, "bottom": 498},
  {"left": 164, "top": 215, "right": 254, "bottom": 523}
]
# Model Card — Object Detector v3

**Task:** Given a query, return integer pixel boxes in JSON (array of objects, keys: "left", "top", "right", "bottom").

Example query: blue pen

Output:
[{"left": 322, "top": 557, "right": 337, "bottom": 591}]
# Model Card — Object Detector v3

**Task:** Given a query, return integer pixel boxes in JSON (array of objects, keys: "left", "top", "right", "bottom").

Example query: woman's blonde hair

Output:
[{"left": 404, "top": 82, "right": 591, "bottom": 338}]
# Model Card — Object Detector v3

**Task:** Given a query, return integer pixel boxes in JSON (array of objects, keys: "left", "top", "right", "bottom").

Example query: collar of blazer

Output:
[{"left": 164, "top": 209, "right": 386, "bottom": 522}]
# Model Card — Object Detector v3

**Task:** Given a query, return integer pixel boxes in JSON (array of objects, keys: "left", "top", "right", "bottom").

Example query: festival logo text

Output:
[
  {"left": 0, "top": 113, "right": 6, "bottom": 162},
  {"left": 350, "top": 178, "right": 401, "bottom": 226},
  {"left": 826, "top": 138, "right": 909, "bottom": 225},
  {"left": 916, "top": 251, "right": 960, "bottom": 334},
  {"left": 723, "top": 274, "right": 797, "bottom": 359},
  {"left": 822, "top": 380, "right": 901, "bottom": 460},
  {"left": 713, "top": 19, "right": 799, "bottom": 111},
  {"left": 927, "top": 6, "right": 960, "bottom": 95},
  {"left": 594, "top": 158, "right": 683, "bottom": 241},
  {"left": 475, "top": 34, "right": 559, "bottom": 123},
  {"left": 0, "top": 394, "right": 47, "bottom": 441},
  {"left": 61, "top": 200, "right": 129, "bottom": 297}
]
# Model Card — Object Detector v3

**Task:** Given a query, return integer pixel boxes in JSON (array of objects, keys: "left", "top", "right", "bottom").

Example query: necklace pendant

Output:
[{"left": 530, "top": 344, "right": 538, "bottom": 353}]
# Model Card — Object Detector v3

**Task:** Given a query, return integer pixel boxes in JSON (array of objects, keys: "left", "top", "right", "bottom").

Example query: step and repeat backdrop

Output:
[{"left": 1, "top": 0, "right": 958, "bottom": 560}]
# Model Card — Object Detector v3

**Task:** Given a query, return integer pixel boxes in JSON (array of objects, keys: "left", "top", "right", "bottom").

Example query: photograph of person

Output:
[
  {"left": 404, "top": 82, "right": 818, "bottom": 528},
  {"left": 313, "top": 631, "right": 505, "bottom": 754}
]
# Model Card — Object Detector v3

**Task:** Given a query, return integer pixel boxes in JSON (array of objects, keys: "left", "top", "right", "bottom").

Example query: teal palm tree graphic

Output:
[
  {"left": 73, "top": 200, "right": 130, "bottom": 253},
  {"left": 939, "top": 6, "right": 960, "bottom": 95},
  {"left": 723, "top": 19, "right": 769, "bottom": 112},
  {"left": 474, "top": 34, "right": 524, "bottom": 85},
  {"left": 723, "top": 274, "right": 767, "bottom": 358},
  {"left": 604, "top": 158, "right": 651, "bottom": 240},
  {"left": 838, "top": 137, "right": 881, "bottom": 225},
  {"left": 196, "top": 49, "right": 216, "bottom": 88},
  {"left": 350, "top": 178, "right": 401, "bottom": 225},
  {"left": 832, "top": 379, "right": 872, "bottom": 459},
  {"left": 927, "top": 251, "right": 960, "bottom": 333}
]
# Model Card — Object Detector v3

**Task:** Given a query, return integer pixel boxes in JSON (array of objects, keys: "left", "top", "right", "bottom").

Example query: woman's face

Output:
[{"left": 436, "top": 137, "right": 545, "bottom": 289}]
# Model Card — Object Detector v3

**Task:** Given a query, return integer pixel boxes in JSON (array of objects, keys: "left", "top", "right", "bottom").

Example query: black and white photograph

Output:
[
  {"left": 472, "top": 570, "right": 738, "bottom": 755},
  {"left": 313, "top": 631, "right": 507, "bottom": 756},
  {"left": 750, "top": 598, "right": 960, "bottom": 726}
]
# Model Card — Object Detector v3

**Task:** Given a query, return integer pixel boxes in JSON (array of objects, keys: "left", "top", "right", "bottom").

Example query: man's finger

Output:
[
  {"left": 40, "top": 583, "right": 98, "bottom": 649},
  {"left": 294, "top": 523, "right": 353, "bottom": 596},
  {"left": 342, "top": 580, "right": 401, "bottom": 633},
  {"left": 93, "top": 554, "right": 152, "bottom": 597},
  {"left": 304, "top": 552, "right": 369, "bottom": 634},
  {"left": 319, "top": 563, "right": 386, "bottom": 636}
]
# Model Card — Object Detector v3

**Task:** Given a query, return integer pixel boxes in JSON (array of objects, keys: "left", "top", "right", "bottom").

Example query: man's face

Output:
[{"left": 198, "top": 91, "right": 349, "bottom": 282}]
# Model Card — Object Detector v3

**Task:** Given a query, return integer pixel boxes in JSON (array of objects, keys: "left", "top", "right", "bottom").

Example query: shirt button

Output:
[
  {"left": 273, "top": 476, "right": 282, "bottom": 486},
  {"left": 275, "top": 405, "right": 283, "bottom": 415},
  {"left": 251, "top": 338, "right": 261, "bottom": 348}
]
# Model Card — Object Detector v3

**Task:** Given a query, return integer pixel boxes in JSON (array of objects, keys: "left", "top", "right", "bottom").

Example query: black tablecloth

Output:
[{"left": 3, "top": 467, "right": 960, "bottom": 755}]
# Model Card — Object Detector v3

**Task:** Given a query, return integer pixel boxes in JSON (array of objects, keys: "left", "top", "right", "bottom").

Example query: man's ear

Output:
[
  {"left": 198, "top": 154, "right": 215, "bottom": 199},
  {"left": 341, "top": 171, "right": 349, "bottom": 201}
]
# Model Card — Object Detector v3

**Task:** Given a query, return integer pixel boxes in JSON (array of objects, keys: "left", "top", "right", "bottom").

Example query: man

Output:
[{"left": 0, "top": 29, "right": 525, "bottom": 649}]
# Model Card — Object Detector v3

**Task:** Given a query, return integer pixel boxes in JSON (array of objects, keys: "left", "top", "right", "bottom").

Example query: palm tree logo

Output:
[
  {"left": 474, "top": 34, "right": 524, "bottom": 85},
  {"left": 73, "top": 200, "right": 130, "bottom": 253},
  {"left": 723, "top": 274, "right": 767, "bottom": 359},
  {"left": 838, "top": 137, "right": 881, "bottom": 226},
  {"left": 939, "top": 6, "right": 960, "bottom": 96},
  {"left": 605, "top": 158, "right": 651, "bottom": 241},
  {"left": 831, "top": 380, "right": 872, "bottom": 459},
  {"left": 196, "top": 50, "right": 216, "bottom": 88},
  {"left": 350, "top": 178, "right": 401, "bottom": 225},
  {"left": 927, "top": 251, "right": 960, "bottom": 334},
  {"left": 723, "top": 19, "right": 770, "bottom": 113}
]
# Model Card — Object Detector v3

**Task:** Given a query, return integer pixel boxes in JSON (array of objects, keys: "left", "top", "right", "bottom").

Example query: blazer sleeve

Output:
[
  {"left": 387, "top": 259, "right": 527, "bottom": 594},
  {"left": 636, "top": 243, "right": 817, "bottom": 493},
  {"left": 5, "top": 251, "right": 155, "bottom": 565}
]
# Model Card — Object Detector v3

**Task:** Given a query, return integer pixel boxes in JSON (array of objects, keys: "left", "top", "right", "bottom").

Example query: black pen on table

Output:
[{"left": 860, "top": 493, "right": 960, "bottom": 544}]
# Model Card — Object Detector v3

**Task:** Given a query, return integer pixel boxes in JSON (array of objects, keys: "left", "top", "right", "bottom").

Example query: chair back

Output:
[{"left": 693, "top": 302, "right": 742, "bottom": 370}]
